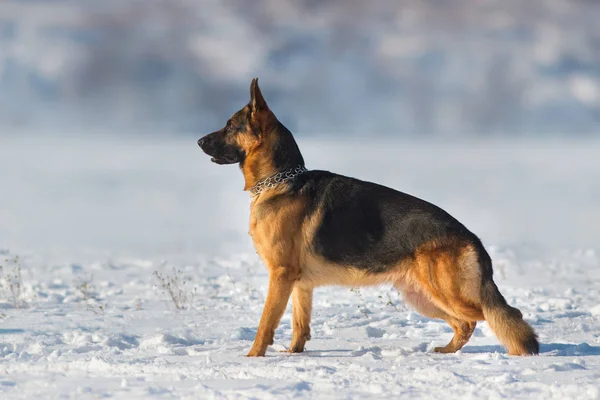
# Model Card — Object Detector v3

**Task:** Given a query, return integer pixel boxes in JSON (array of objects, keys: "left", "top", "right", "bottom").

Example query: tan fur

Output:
[
  {"left": 435, "top": 320, "right": 477, "bottom": 353},
  {"left": 483, "top": 306, "right": 535, "bottom": 356},
  {"left": 393, "top": 279, "right": 477, "bottom": 353},
  {"left": 246, "top": 264, "right": 296, "bottom": 357},
  {"left": 287, "top": 287, "right": 313, "bottom": 353},
  {"left": 246, "top": 191, "right": 304, "bottom": 356},
  {"left": 240, "top": 124, "right": 279, "bottom": 191}
]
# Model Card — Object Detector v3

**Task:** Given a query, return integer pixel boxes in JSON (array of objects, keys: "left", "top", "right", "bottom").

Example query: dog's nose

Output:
[{"left": 197, "top": 138, "right": 205, "bottom": 147}]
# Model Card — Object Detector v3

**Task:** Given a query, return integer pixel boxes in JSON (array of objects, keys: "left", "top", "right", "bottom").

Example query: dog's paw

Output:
[
  {"left": 280, "top": 344, "right": 305, "bottom": 353},
  {"left": 433, "top": 346, "right": 456, "bottom": 354},
  {"left": 246, "top": 347, "right": 267, "bottom": 357}
]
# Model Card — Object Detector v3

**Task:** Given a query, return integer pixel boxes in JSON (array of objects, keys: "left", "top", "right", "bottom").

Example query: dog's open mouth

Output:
[{"left": 210, "top": 156, "right": 238, "bottom": 165}]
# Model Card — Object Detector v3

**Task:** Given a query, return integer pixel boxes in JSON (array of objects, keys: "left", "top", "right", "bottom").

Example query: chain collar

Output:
[{"left": 249, "top": 166, "right": 308, "bottom": 197}]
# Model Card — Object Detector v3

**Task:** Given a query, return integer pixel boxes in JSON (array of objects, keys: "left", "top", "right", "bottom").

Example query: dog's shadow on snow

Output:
[
  {"left": 0, "top": 329, "right": 25, "bottom": 335},
  {"left": 461, "top": 342, "right": 600, "bottom": 357},
  {"left": 298, "top": 343, "right": 600, "bottom": 358}
]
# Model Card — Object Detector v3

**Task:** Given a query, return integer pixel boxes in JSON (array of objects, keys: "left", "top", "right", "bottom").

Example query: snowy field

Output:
[{"left": 1, "top": 134, "right": 600, "bottom": 399}]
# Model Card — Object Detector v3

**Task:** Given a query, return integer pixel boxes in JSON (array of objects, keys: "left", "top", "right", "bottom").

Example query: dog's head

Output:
[
  {"left": 198, "top": 78, "right": 305, "bottom": 190},
  {"left": 197, "top": 78, "right": 273, "bottom": 166}
]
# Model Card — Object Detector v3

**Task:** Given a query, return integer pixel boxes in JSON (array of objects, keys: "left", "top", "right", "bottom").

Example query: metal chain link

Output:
[{"left": 249, "top": 166, "right": 308, "bottom": 196}]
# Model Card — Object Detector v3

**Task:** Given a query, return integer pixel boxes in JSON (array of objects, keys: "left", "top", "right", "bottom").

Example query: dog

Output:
[{"left": 197, "top": 78, "right": 539, "bottom": 357}]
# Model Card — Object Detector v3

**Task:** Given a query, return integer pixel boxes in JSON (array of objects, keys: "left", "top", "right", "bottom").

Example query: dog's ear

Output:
[{"left": 249, "top": 78, "right": 268, "bottom": 114}]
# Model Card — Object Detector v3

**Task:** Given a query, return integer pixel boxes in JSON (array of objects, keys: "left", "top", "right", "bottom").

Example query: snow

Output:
[{"left": 1, "top": 134, "right": 600, "bottom": 399}]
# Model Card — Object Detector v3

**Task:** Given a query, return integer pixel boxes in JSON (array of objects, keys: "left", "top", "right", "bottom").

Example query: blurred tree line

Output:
[{"left": 0, "top": 0, "right": 599, "bottom": 135}]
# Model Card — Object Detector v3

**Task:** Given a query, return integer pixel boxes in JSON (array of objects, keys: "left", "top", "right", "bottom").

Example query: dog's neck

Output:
[
  {"left": 248, "top": 166, "right": 308, "bottom": 197},
  {"left": 242, "top": 120, "right": 305, "bottom": 192}
]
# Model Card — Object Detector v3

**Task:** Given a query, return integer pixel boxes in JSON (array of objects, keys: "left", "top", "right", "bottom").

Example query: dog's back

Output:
[{"left": 293, "top": 170, "right": 476, "bottom": 272}]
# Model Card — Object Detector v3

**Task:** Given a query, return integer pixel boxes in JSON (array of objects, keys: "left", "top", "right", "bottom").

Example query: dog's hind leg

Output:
[
  {"left": 410, "top": 242, "right": 538, "bottom": 356},
  {"left": 397, "top": 283, "right": 445, "bottom": 318},
  {"left": 285, "top": 286, "right": 313, "bottom": 353},
  {"left": 396, "top": 282, "right": 476, "bottom": 353},
  {"left": 433, "top": 319, "right": 477, "bottom": 353}
]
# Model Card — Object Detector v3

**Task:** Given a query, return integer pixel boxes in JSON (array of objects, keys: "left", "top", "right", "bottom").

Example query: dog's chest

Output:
[
  {"left": 248, "top": 205, "right": 283, "bottom": 257},
  {"left": 248, "top": 213, "right": 268, "bottom": 257},
  {"left": 248, "top": 197, "right": 306, "bottom": 265}
]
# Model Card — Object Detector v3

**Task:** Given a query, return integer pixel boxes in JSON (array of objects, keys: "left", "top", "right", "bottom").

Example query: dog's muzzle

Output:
[{"left": 197, "top": 136, "right": 242, "bottom": 165}]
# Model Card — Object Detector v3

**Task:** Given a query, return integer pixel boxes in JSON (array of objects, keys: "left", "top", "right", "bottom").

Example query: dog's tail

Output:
[{"left": 480, "top": 278, "right": 539, "bottom": 356}]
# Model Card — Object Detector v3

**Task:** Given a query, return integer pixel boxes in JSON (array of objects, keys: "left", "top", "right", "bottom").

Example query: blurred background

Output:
[
  {"left": 1, "top": 0, "right": 600, "bottom": 136},
  {"left": 1, "top": 0, "right": 599, "bottom": 258}
]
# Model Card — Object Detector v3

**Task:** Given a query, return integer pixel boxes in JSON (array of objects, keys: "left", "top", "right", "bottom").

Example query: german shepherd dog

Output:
[{"left": 197, "top": 78, "right": 539, "bottom": 357}]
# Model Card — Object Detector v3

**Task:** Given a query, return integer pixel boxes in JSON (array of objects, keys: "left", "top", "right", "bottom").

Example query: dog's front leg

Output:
[
  {"left": 247, "top": 266, "right": 295, "bottom": 357},
  {"left": 286, "top": 286, "right": 313, "bottom": 353}
]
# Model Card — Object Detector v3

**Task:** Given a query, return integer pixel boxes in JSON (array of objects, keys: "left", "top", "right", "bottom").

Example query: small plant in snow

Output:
[
  {"left": 0, "top": 254, "right": 26, "bottom": 309},
  {"left": 87, "top": 303, "right": 107, "bottom": 316},
  {"left": 75, "top": 274, "right": 97, "bottom": 301},
  {"left": 380, "top": 290, "right": 405, "bottom": 312},
  {"left": 153, "top": 268, "right": 197, "bottom": 310},
  {"left": 74, "top": 274, "right": 106, "bottom": 315},
  {"left": 350, "top": 287, "right": 371, "bottom": 318}
]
